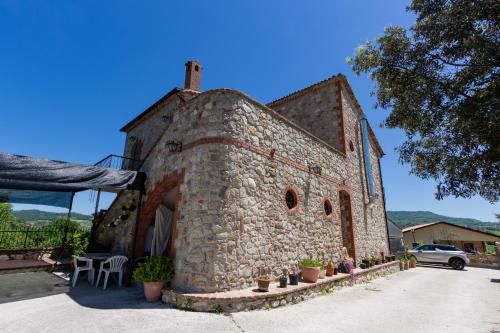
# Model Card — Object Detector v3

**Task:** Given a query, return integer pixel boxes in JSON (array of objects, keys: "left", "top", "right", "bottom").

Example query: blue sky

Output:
[{"left": 0, "top": 1, "right": 498, "bottom": 221}]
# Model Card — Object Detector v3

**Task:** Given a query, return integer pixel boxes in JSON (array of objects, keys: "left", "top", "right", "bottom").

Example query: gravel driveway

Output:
[{"left": 1, "top": 266, "right": 499, "bottom": 333}]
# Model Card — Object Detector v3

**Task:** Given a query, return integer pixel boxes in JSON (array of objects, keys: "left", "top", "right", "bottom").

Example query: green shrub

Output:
[
  {"left": 133, "top": 256, "right": 174, "bottom": 282},
  {"left": 67, "top": 231, "right": 89, "bottom": 256},
  {"left": 300, "top": 258, "right": 321, "bottom": 268}
]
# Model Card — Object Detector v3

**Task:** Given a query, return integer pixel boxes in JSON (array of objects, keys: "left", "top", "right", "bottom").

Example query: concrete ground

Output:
[{"left": 0, "top": 266, "right": 499, "bottom": 333}]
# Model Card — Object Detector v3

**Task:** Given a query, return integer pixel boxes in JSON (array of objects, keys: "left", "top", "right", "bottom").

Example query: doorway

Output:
[
  {"left": 143, "top": 186, "right": 177, "bottom": 258},
  {"left": 339, "top": 190, "right": 355, "bottom": 261}
]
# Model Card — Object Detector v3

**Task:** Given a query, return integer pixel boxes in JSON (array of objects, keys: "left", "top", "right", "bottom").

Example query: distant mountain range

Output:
[
  {"left": 387, "top": 211, "right": 499, "bottom": 234},
  {"left": 13, "top": 210, "right": 93, "bottom": 222},
  {"left": 12, "top": 209, "right": 499, "bottom": 234}
]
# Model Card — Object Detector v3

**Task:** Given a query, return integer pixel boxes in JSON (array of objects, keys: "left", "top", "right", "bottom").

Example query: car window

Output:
[
  {"left": 419, "top": 245, "right": 435, "bottom": 251},
  {"left": 436, "top": 245, "right": 459, "bottom": 251}
]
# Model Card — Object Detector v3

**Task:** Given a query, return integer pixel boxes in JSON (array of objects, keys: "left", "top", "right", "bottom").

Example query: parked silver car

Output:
[{"left": 409, "top": 244, "right": 470, "bottom": 270}]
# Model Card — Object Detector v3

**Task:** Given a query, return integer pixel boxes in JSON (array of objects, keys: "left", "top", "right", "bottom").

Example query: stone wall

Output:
[
  {"left": 133, "top": 92, "right": 233, "bottom": 292},
  {"left": 0, "top": 248, "right": 56, "bottom": 261},
  {"left": 209, "top": 88, "right": 389, "bottom": 291},
  {"left": 92, "top": 191, "right": 140, "bottom": 254},
  {"left": 269, "top": 81, "right": 343, "bottom": 152},
  {"left": 341, "top": 85, "right": 389, "bottom": 261},
  {"left": 468, "top": 252, "right": 500, "bottom": 269},
  {"left": 122, "top": 90, "right": 199, "bottom": 164}
]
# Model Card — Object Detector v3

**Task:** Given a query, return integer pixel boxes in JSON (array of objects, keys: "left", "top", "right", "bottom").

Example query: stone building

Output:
[{"left": 92, "top": 60, "right": 390, "bottom": 293}]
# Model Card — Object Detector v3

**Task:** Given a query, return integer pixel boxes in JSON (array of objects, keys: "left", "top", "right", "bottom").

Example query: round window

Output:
[
  {"left": 324, "top": 199, "right": 333, "bottom": 216},
  {"left": 285, "top": 190, "right": 297, "bottom": 210}
]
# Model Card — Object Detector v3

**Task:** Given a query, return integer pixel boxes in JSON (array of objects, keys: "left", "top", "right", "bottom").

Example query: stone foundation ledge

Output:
[{"left": 162, "top": 261, "right": 400, "bottom": 312}]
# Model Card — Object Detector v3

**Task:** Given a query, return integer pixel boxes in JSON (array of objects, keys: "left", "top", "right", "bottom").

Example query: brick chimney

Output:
[{"left": 184, "top": 60, "right": 202, "bottom": 91}]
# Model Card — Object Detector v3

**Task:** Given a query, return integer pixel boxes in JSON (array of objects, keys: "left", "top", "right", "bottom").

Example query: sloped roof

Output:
[
  {"left": 120, "top": 88, "right": 201, "bottom": 133},
  {"left": 402, "top": 221, "right": 500, "bottom": 239},
  {"left": 402, "top": 221, "right": 441, "bottom": 232}
]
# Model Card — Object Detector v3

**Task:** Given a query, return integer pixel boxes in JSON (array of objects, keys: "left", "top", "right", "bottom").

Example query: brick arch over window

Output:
[
  {"left": 339, "top": 189, "right": 356, "bottom": 262},
  {"left": 132, "top": 169, "right": 185, "bottom": 258}
]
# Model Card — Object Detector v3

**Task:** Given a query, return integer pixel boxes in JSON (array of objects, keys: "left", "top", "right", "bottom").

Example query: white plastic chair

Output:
[
  {"left": 71, "top": 256, "right": 95, "bottom": 287},
  {"left": 95, "top": 255, "right": 128, "bottom": 290}
]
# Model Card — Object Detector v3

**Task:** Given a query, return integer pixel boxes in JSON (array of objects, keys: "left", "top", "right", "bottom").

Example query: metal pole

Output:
[
  {"left": 127, "top": 191, "right": 142, "bottom": 286},
  {"left": 94, "top": 189, "right": 101, "bottom": 217},
  {"left": 59, "top": 192, "right": 75, "bottom": 261}
]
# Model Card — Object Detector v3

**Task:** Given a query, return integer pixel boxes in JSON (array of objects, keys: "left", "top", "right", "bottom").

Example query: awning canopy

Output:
[{"left": 0, "top": 153, "right": 146, "bottom": 208}]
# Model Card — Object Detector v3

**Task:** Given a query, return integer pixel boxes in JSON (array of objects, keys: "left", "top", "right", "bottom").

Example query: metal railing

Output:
[
  {"left": 89, "top": 154, "right": 141, "bottom": 204},
  {"left": 0, "top": 224, "right": 83, "bottom": 249},
  {"left": 94, "top": 154, "right": 140, "bottom": 171}
]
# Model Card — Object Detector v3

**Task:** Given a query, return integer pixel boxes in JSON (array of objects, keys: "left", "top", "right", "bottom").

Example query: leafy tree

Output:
[
  {"left": 0, "top": 203, "right": 22, "bottom": 228},
  {"left": 348, "top": 0, "right": 499, "bottom": 202}
]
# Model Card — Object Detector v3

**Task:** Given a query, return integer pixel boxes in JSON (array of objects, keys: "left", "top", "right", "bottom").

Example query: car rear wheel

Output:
[{"left": 449, "top": 258, "right": 465, "bottom": 270}]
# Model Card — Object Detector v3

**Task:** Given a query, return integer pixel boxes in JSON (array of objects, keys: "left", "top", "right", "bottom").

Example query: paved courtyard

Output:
[{"left": 0, "top": 266, "right": 499, "bottom": 333}]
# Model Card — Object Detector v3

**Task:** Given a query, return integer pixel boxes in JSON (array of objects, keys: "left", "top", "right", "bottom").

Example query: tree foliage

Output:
[
  {"left": 0, "top": 203, "right": 22, "bottom": 228},
  {"left": 348, "top": 0, "right": 499, "bottom": 202}
]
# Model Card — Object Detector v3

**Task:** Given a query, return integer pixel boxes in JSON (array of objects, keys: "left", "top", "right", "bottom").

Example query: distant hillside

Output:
[
  {"left": 13, "top": 209, "right": 93, "bottom": 222},
  {"left": 387, "top": 211, "right": 500, "bottom": 234}
]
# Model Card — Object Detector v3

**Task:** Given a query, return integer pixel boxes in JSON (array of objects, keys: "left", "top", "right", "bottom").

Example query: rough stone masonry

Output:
[{"left": 92, "top": 61, "right": 390, "bottom": 293}]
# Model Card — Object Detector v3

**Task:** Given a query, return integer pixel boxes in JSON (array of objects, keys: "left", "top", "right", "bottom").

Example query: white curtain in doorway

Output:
[{"left": 151, "top": 204, "right": 174, "bottom": 256}]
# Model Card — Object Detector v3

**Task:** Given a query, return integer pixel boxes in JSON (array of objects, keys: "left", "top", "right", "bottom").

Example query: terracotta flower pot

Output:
[
  {"left": 301, "top": 267, "right": 320, "bottom": 283},
  {"left": 143, "top": 281, "right": 165, "bottom": 302},
  {"left": 410, "top": 261, "right": 416, "bottom": 268},
  {"left": 326, "top": 267, "right": 334, "bottom": 276},
  {"left": 404, "top": 262, "right": 409, "bottom": 270},
  {"left": 257, "top": 278, "right": 271, "bottom": 291}
]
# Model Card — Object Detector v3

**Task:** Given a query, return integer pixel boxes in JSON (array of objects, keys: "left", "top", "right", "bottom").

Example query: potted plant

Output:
[
  {"left": 397, "top": 257, "right": 404, "bottom": 271},
  {"left": 359, "top": 262, "right": 366, "bottom": 269},
  {"left": 371, "top": 255, "right": 379, "bottom": 265},
  {"left": 409, "top": 256, "right": 417, "bottom": 269},
  {"left": 318, "top": 263, "right": 327, "bottom": 279},
  {"left": 300, "top": 259, "right": 321, "bottom": 283},
  {"left": 289, "top": 271, "right": 299, "bottom": 285},
  {"left": 333, "top": 266, "right": 338, "bottom": 275},
  {"left": 257, "top": 273, "right": 272, "bottom": 291},
  {"left": 279, "top": 275, "right": 288, "bottom": 288},
  {"left": 325, "top": 262, "right": 334, "bottom": 276},
  {"left": 403, "top": 258, "right": 409, "bottom": 270},
  {"left": 362, "top": 257, "right": 371, "bottom": 268},
  {"left": 278, "top": 268, "right": 288, "bottom": 288},
  {"left": 132, "top": 256, "right": 174, "bottom": 302}
]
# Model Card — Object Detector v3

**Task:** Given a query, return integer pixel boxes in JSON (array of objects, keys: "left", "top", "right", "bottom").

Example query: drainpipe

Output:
[
  {"left": 378, "top": 158, "right": 391, "bottom": 254},
  {"left": 360, "top": 115, "right": 376, "bottom": 203}
]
